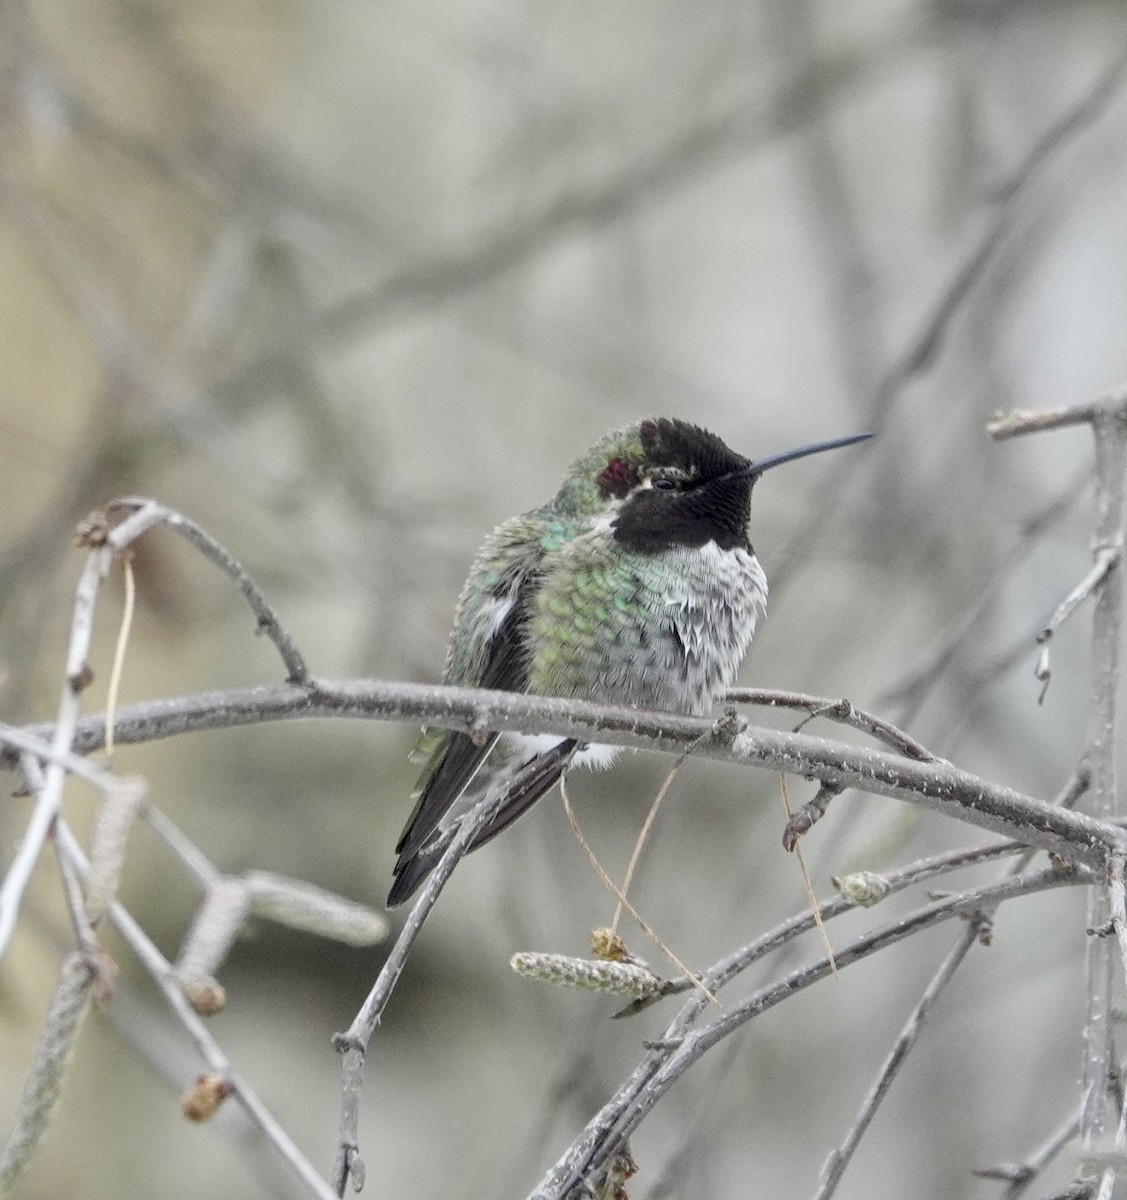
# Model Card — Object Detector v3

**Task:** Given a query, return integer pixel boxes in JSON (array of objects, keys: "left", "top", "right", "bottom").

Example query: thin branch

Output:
[
  {"left": 991, "top": 389, "right": 1127, "bottom": 1160},
  {"left": 1101, "top": 855, "right": 1127, "bottom": 1200},
  {"left": 809, "top": 772, "right": 1088, "bottom": 1200},
  {"left": 814, "top": 918, "right": 982, "bottom": 1200},
  {"left": 616, "top": 834, "right": 1039, "bottom": 1018},
  {"left": 531, "top": 864, "right": 1087, "bottom": 1199},
  {"left": 876, "top": 466, "right": 1089, "bottom": 716},
  {"left": 139, "top": 802, "right": 222, "bottom": 890},
  {"left": 1109, "top": 854, "right": 1127, "bottom": 1012},
  {"left": 987, "top": 388, "right": 1127, "bottom": 441},
  {"left": 1041, "top": 549, "right": 1119, "bottom": 644},
  {"left": 330, "top": 742, "right": 573, "bottom": 1196},
  {"left": 51, "top": 821, "right": 100, "bottom": 957},
  {"left": 1036, "top": 548, "right": 1119, "bottom": 701},
  {"left": 617, "top": 833, "right": 1041, "bottom": 1017},
  {"left": 771, "top": 47, "right": 1127, "bottom": 594},
  {"left": 4, "top": 730, "right": 367, "bottom": 1197},
  {"left": 213, "top": 19, "right": 928, "bottom": 413},
  {"left": 10, "top": 679, "right": 1124, "bottom": 869},
  {"left": 0, "top": 521, "right": 118, "bottom": 962},
  {"left": 0, "top": 753, "right": 118, "bottom": 1190},
  {"left": 725, "top": 688, "right": 938, "bottom": 760},
  {"left": 1080, "top": 408, "right": 1127, "bottom": 1149},
  {"left": 0, "top": 721, "right": 131, "bottom": 792},
  {"left": 979, "top": 1107, "right": 1081, "bottom": 1199},
  {"left": 102, "top": 497, "right": 309, "bottom": 684}
]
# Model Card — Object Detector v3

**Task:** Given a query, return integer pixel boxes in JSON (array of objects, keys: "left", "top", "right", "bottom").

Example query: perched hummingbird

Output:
[{"left": 387, "top": 418, "right": 870, "bottom": 906}]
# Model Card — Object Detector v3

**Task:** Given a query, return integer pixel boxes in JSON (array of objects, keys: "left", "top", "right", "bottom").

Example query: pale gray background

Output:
[{"left": 2, "top": 1, "right": 1127, "bottom": 1197}]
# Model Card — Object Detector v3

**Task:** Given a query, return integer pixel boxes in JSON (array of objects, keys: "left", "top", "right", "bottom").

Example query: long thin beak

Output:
[{"left": 727, "top": 431, "right": 873, "bottom": 481}]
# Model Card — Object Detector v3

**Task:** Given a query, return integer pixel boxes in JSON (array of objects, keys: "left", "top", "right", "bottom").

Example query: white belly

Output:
[{"left": 513, "top": 732, "right": 620, "bottom": 770}]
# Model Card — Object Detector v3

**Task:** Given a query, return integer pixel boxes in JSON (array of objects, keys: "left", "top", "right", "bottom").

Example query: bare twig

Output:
[
  {"left": 815, "top": 918, "right": 982, "bottom": 1200},
  {"left": 779, "top": 775, "right": 837, "bottom": 977},
  {"left": 3, "top": 726, "right": 381, "bottom": 1192},
  {"left": 51, "top": 824, "right": 101, "bottom": 958},
  {"left": 102, "top": 498, "right": 308, "bottom": 684},
  {"left": 0, "top": 753, "right": 119, "bottom": 1191},
  {"left": 810, "top": 773, "right": 1089, "bottom": 1199},
  {"left": 531, "top": 864, "right": 1088, "bottom": 1199},
  {"left": 1, "top": 491, "right": 307, "bottom": 962},
  {"left": 987, "top": 390, "right": 1127, "bottom": 441},
  {"left": 1102, "top": 854, "right": 1127, "bottom": 1200},
  {"left": 978, "top": 1107, "right": 1082, "bottom": 1198},
  {"left": 615, "top": 834, "right": 1037, "bottom": 1019},
  {"left": 1041, "top": 548, "right": 1120, "bottom": 645},
  {"left": 0, "top": 515, "right": 122, "bottom": 961},
  {"left": 876, "top": 466, "right": 1089, "bottom": 716},
  {"left": 11, "top": 679, "right": 1124, "bottom": 869},
  {"left": 725, "top": 688, "right": 937, "bottom": 761},
  {"left": 139, "top": 802, "right": 222, "bottom": 890},
  {"left": 1036, "top": 548, "right": 1119, "bottom": 702},
  {"left": 990, "top": 390, "right": 1127, "bottom": 1174},
  {"left": 0, "top": 722, "right": 130, "bottom": 794},
  {"left": 772, "top": 48, "right": 1127, "bottom": 594},
  {"left": 1109, "top": 854, "right": 1127, "bottom": 1011},
  {"left": 330, "top": 742, "right": 574, "bottom": 1196}
]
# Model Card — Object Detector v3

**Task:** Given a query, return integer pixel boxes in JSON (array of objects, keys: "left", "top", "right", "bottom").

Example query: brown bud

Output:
[
  {"left": 182, "top": 977, "right": 227, "bottom": 1016},
  {"left": 68, "top": 663, "right": 95, "bottom": 693},
  {"left": 74, "top": 512, "right": 111, "bottom": 548},
  {"left": 591, "top": 928, "right": 631, "bottom": 962},
  {"left": 181, "top": 1073, "right": 232, "bottom": 1122}
]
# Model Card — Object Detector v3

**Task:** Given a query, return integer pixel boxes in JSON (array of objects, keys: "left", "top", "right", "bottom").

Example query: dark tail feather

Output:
[
  {"left": 386, "top": 739, "right": 578, "bottom": 908},
  {"left": 386, "top": 851, "right": 440, "bottom": 909}
]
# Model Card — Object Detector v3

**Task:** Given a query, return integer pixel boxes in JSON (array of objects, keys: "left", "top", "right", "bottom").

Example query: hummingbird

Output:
[{"left": 387, "top": 418, "right": 870, "bottom": 906}]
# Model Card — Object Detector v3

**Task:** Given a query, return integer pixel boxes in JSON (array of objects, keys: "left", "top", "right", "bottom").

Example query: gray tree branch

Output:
[{"left": 7, "top": 678, "right": 1121, "bottom": 869}]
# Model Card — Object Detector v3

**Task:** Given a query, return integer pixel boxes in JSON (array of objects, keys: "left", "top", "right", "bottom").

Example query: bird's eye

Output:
[{"left": 652, "top": 476, "right": 677, "bottom": 491}]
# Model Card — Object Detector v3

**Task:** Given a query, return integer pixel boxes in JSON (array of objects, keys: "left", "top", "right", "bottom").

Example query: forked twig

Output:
[
  {"left": 779, "top": 775, "right": 837, "bottom": 977},
  {"left": 816, "top": 768, "right": 1092, "bottom": 1197},
  {"left": 1034, "top": 547, "right": 1119, "bottom": 702},
  {"left": 990, "top": 386, "right": 1127, "bottom": 1178},
  {"left": 725, "top": 687, "right": 937, "bottom": 761},
  {"left": 532, "top": 863, "right": 1088, "bottom": 1199}
]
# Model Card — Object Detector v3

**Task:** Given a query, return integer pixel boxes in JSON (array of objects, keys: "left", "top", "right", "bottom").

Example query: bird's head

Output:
[{"left": 553, "top": 418, "right": 870, "bottom": 552}]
